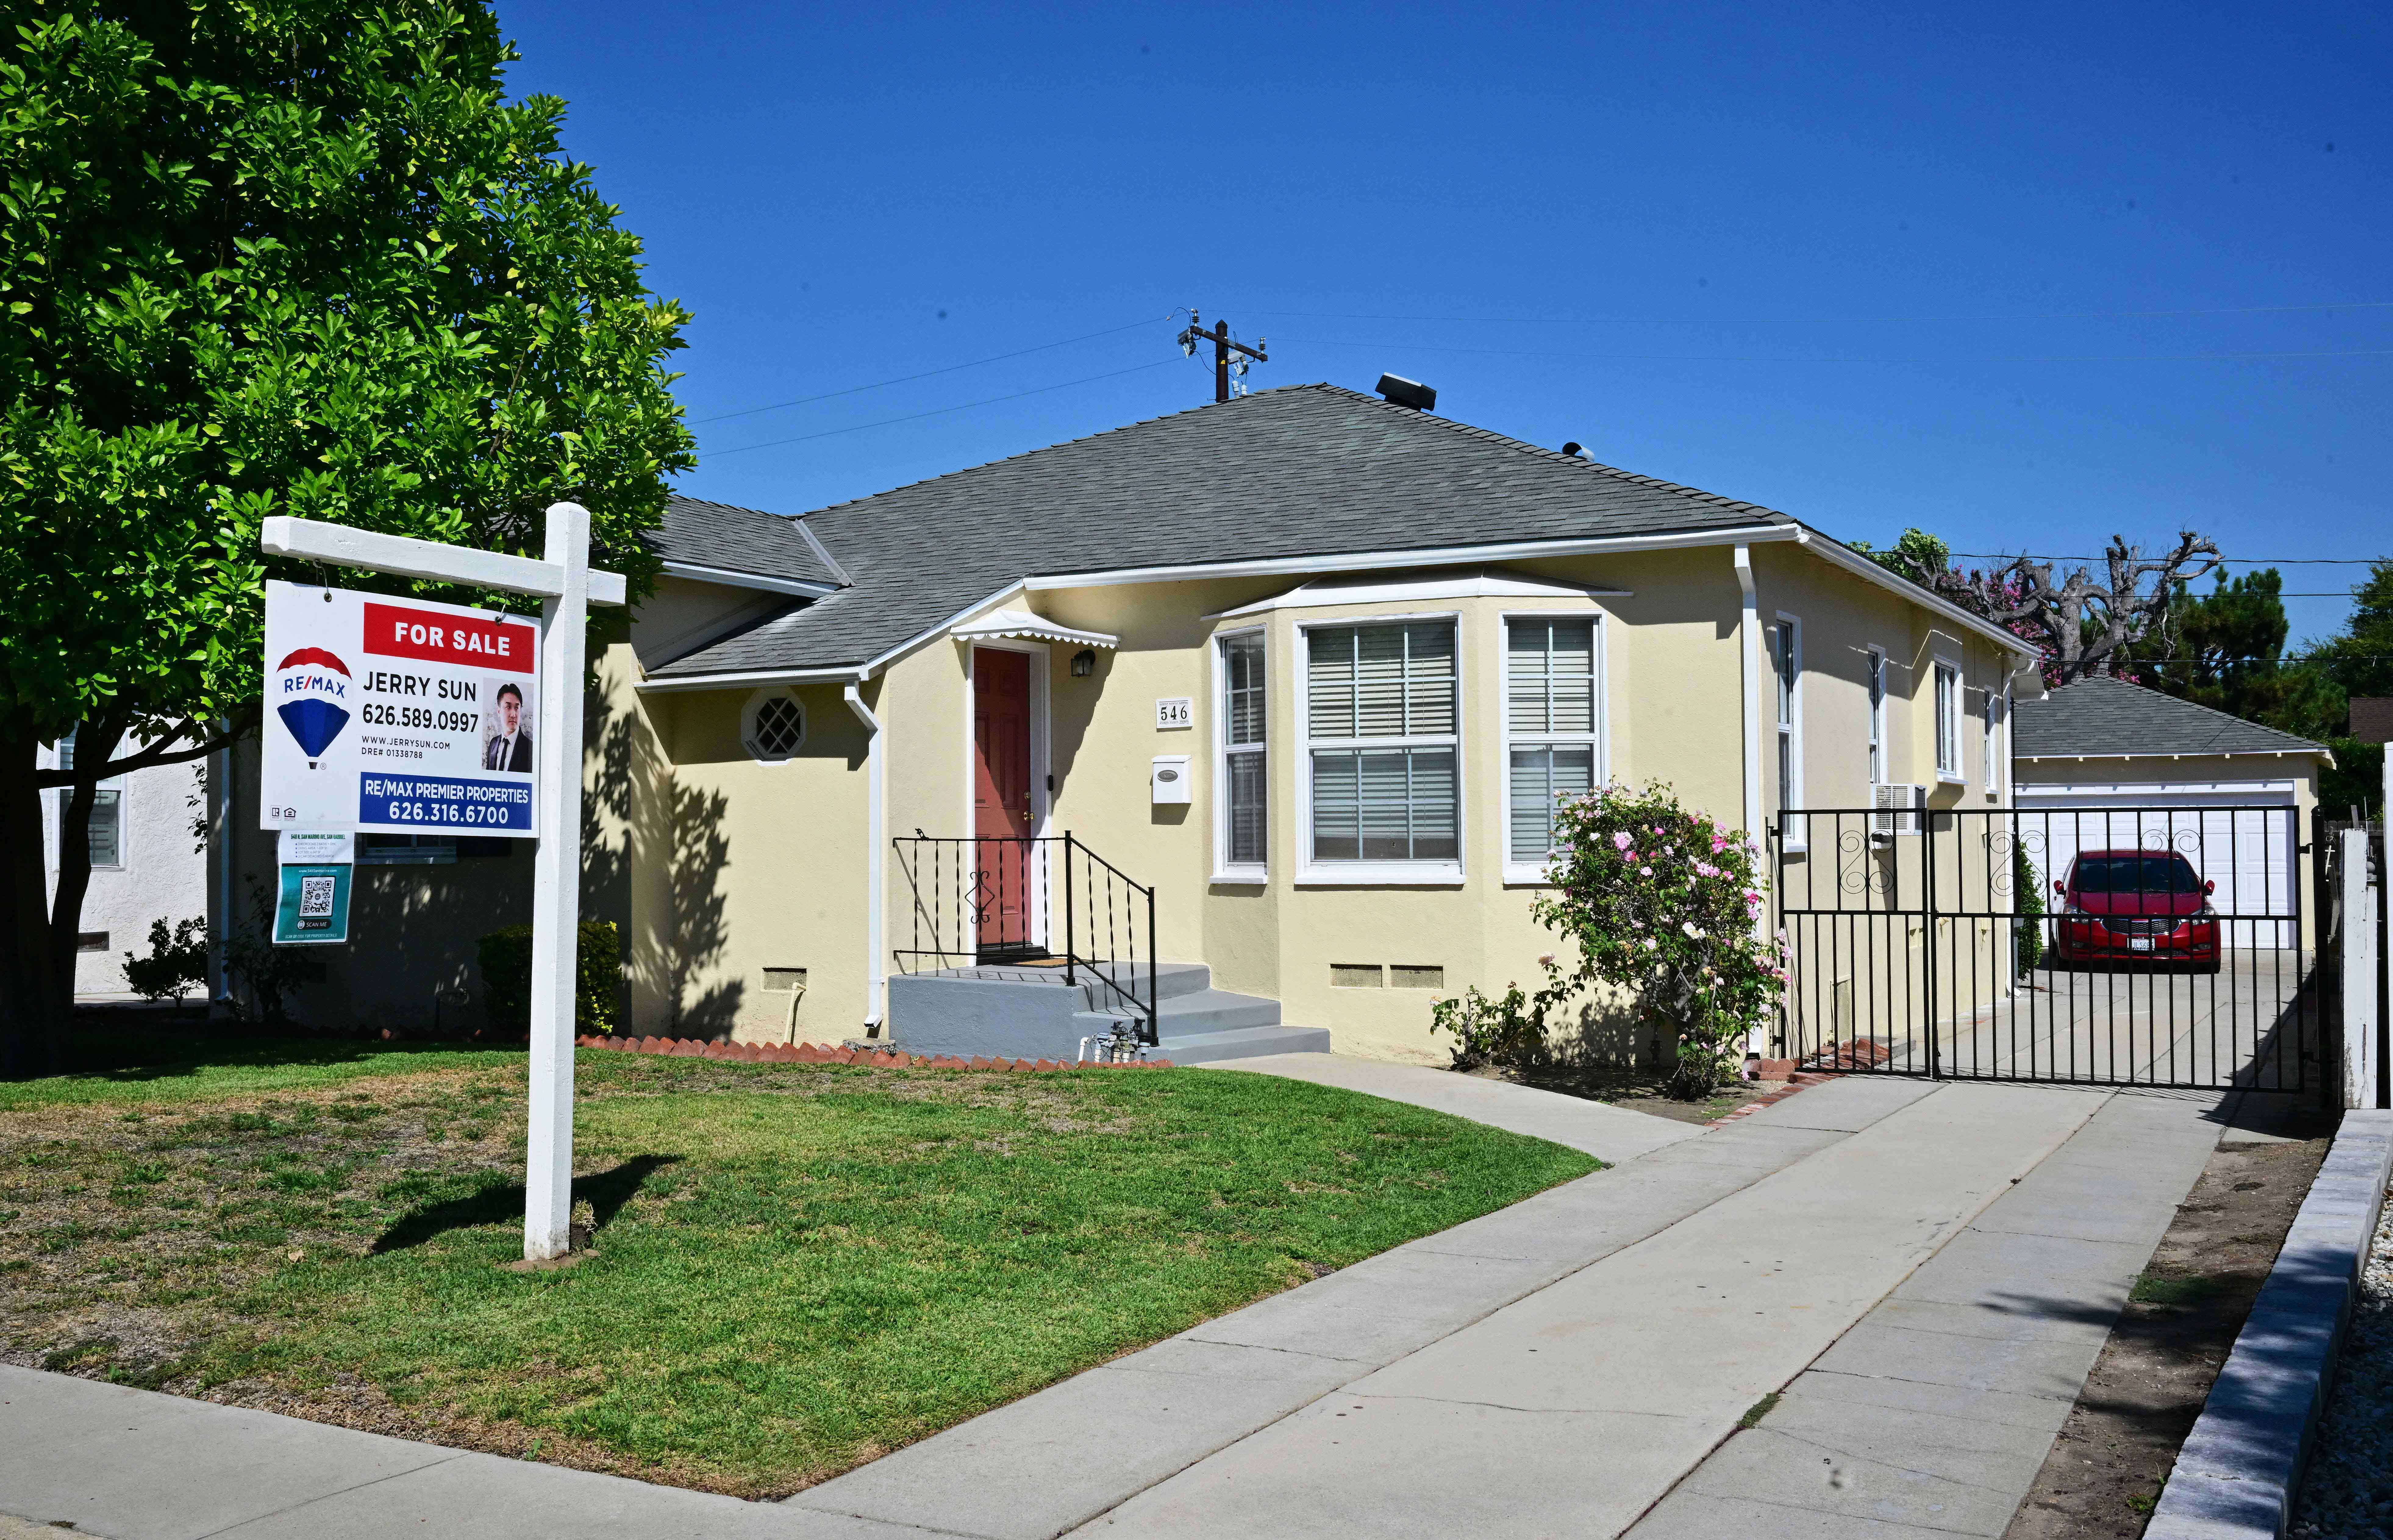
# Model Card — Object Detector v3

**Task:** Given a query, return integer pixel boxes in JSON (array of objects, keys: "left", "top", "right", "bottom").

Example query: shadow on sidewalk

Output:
[{"left": 370, "top": 1155, "right": 679, "bottom": 1253}]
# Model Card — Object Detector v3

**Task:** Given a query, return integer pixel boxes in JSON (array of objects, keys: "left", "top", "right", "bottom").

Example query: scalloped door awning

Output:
[{"left": 948, "top": 609, "right": 1119, "bottom": 649}]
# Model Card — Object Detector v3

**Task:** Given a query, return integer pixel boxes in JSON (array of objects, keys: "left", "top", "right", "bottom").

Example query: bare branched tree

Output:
[{"left": 1874, "top": 532, "right": 2220, "bottom": 685}]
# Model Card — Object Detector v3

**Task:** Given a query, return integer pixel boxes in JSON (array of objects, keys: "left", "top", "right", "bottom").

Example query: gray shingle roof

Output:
[
  {"left": 652, "top": 495, "right": 846, "bottom": 588},
  {"left": 2013, "top": 676, "right": 2328, "bottom": 760},
  {"left": 650, "top": 384, "right": 1795, "bottom": 678}
]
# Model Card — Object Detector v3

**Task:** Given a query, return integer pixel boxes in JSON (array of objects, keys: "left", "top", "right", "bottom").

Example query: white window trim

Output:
[
  {"left": 1500, "top": 608, "right": 1609, "bottom": 884},
  {"left": 1933, "top": 656, "right": 1964, "bottom": 784},
  {"left": 1866, "top": 645, "right": 1888, "bottom": 790},
  {"left": 960, "top": 638, "right": 1054, "bottom": 944},
  {"left": 1985, "top": 680, "right": 2009, "bottom": 799},
  {"left": 1773, "top": 613, "right": 1805, "bottom": 849},
  {"left": 740, "top": 687, "right": 809, "bottom": 764},
  {"left": 1293, "top": 612, "right": 1466, "bottom": 887},
  {"left": 1211, "top": 626, "right": 1268, "bottom": 884}
]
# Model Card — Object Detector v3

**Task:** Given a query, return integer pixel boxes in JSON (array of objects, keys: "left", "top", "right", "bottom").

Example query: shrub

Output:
[
  {"left": 477, "top": 920, "right": 622, "bottom": 1036},
  {"left": 121, "top": 917, "right": 209, "bottom": 1004},
  {"left": 1430, "top": 983, "right": 1551, "bottom": 1073},
  {"left": 1531, "top": 780, "right": 1786, "bottom": 1098},
  {"left": 2013, "top": 843, "right": 2045, "bottom": 977}
]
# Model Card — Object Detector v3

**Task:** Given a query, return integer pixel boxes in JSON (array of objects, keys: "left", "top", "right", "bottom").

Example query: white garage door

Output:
[{"left": 2013, "top": 786, "right": 2299, "bottom": 947}]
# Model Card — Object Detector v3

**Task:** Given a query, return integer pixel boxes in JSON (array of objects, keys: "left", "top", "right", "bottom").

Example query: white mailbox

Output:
[{"left": 1151, "top": 755, "right": 1191, "bottom": 805}]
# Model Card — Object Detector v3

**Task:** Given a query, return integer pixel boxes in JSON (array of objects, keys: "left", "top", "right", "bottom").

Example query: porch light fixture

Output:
[{"left": 1070, "top": 648, "right": 1096, "bottom": 677}]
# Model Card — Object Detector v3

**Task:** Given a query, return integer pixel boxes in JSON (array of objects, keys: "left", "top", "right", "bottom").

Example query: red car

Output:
[{"left": 2052, "top": 850, "right": 2220, "bottom": 972}]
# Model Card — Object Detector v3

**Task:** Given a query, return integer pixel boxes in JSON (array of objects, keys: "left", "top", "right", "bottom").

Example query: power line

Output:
[
  {"left": 1245, "top": 300, "right": 2393, "bottom": 327},
  {"left": 705, "top": 359, "right": 1178, "bottom": 457},
  {"left": 1954, "top": 554, "right": 2384, "bottom": 566},
  {"left": 1275, "top": 335, "right": 2393, "bottom": 365},
  {"left": 692, "top": 312, "right": 1181, "bottom": 425}
]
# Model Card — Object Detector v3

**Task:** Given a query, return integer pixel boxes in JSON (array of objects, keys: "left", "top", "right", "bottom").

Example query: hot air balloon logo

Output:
[{"left": 274, "top": 648, "right": 353, "bottom": 766}]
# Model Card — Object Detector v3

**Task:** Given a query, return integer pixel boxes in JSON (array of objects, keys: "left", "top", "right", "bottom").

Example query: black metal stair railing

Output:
[{"left": 890, "top": 832, "right": 1159, "bottom": 1046}]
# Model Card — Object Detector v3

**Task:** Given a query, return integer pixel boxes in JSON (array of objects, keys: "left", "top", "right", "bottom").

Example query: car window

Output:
[{"left": 2072, "top": 856, "right": 2199, "bottom": 894}]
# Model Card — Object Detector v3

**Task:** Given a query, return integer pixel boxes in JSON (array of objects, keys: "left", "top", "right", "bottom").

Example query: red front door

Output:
[{"left": 972, "top": 648, "right": 1034, "bottom": 951}]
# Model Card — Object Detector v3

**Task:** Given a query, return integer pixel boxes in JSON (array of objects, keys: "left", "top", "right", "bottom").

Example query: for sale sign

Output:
[{"left": 261, "top": 581, "right": 540, "bottom": 836}]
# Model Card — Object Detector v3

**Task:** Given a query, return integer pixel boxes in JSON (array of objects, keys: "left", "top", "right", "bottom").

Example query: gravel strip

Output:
[{"left": 2290, "top": 1179, "right": 2393, "bottom": 1539}]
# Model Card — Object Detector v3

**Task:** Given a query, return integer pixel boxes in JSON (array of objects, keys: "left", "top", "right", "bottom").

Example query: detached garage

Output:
[{"left": 2011, "top": 676, "right": 2331, "bottom": 947}]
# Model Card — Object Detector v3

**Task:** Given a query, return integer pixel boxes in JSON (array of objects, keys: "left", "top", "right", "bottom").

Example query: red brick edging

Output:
[
  {"left": 575, "top": 1034, "right": 1172, "bottom": 1072},
  {"left": 1710, "top": 1070, "right": 1841, "bottom": 1125}
]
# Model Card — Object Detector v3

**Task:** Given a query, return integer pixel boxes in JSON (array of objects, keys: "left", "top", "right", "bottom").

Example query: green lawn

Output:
[{"left": 1, "top": 1046, "right": 1597, "bottom": 1497}]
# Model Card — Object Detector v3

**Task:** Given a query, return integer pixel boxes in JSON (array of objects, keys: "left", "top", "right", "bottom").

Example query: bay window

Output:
[
  {"left": 1303, "top": 620, "right": 1459, "bottom": 875},
  {"left": 1505, "top": 616, "right": 1601, "bottom": 873},
  {"left": 1216, "top": 631, "right": 1267, "bottom": 874}
]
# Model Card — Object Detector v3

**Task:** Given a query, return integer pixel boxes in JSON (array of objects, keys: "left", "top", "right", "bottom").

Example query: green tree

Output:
[
  {"left": 2307, "top": 561, "right": 2393, "bottom": 704},
  {"left": 0, "top": 2, "right": 694, "bottom": 1074},
  {"left": 2124, "top": 570, "right": 2345, "bottom": 740}
]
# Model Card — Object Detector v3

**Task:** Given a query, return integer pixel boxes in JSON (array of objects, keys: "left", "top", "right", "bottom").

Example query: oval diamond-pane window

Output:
[{"left": 752, "top": 696, "right": 804, "bottom": 757}]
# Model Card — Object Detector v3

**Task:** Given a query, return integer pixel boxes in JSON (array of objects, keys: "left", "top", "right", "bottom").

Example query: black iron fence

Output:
[
  {"left": 890, "top": 832, "right": 1159, "bottom": 1045},
  {"left": 1773, "top": 806, "right": 2316, "bottom": 1091}
]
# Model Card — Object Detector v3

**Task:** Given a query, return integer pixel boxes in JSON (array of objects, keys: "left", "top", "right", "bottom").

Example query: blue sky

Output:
[{"left": 498, "top": 1, "right": 2390, "bottom": 645}]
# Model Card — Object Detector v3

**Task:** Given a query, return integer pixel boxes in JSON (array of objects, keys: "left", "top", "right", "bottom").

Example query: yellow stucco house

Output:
[{"left": 600, "top": 381, "right": 2042, "bottom": 1064}]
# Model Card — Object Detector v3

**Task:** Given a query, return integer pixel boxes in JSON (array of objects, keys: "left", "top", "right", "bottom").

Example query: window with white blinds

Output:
[
  {"left": 1217, "top": 631, "right": 1266, "bottom": 870},
  {"left": 1305, "top": 622, "right": 1458, "bottom": 864},
  {"left": 1505, "top": 617, "right": 1600, "bottom": 866}
]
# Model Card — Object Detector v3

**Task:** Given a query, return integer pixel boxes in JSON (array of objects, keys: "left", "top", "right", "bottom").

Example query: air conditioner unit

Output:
[{"left": 1871, "top": 783, "right": 1928, "bottom": 841}]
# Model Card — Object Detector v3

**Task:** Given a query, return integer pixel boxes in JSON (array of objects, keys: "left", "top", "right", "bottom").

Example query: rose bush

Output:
[{"left": 1530, "top": 781, "right": 1787, "bottom": 1096}]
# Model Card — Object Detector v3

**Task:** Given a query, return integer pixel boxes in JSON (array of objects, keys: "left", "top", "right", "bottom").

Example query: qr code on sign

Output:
[{"left": 298, "top": 874, "right": 336, "bottom": 919}]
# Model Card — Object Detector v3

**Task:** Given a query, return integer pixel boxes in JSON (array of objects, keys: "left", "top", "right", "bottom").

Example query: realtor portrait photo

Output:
[{"left": 483, "top": 681, "right": 532, "bottom": 771}]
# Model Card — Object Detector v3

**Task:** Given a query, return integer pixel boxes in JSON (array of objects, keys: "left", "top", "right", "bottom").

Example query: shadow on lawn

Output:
[
  {"left": 38, "top": 1030, "right": 515, "bottom": 1086},
  {"left": 371, "top": 1155, "right": 679, "bottom": 1253}
]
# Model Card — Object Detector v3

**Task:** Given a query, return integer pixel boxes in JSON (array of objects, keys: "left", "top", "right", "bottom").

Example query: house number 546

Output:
[{"left": 1155, "top": 696, "right": 1193, "bottom": 730}]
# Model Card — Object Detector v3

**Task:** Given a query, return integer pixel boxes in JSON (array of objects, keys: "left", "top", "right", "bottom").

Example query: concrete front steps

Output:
[{"left": 886, "top": 961, "right": 1326, "bottom": 1065}]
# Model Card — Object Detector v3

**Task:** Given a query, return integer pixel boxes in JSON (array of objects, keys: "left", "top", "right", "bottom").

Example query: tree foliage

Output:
[
  {"left": 0, "top": 0, "right": 695, "bottom": 1072},
  {"left": 1853, "top": 528, "right": 2219, "bottom": 685}
]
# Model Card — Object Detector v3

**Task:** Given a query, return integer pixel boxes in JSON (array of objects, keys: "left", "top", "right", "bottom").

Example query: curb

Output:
[
  {"left": 572, "top": 1034, "right": 1173, "bottom": 1072},
  {"left": 2146, "top": 1108, "right": 2393, "bottom": 1540}
]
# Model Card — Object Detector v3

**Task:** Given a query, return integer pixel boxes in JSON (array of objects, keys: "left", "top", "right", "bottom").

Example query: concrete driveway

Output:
[{"left": 1831, "top": 948, "right": 2318, "bottom": 1090}]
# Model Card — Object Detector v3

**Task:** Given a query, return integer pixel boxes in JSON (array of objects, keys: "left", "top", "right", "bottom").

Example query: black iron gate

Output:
[{"left": 1773, "top": 806, "right": 2317, "bottom": 1092}]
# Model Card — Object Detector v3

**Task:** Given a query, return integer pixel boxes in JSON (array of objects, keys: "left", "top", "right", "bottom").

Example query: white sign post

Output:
[{"left": 260, "top": 506, "right": 624, "bottom": 1262}]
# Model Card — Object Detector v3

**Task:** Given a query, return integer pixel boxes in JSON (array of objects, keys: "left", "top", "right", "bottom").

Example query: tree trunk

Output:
[
  {"left": 48, "top": 718, "right": 120, "bottom": 1020},
  {"left": 0, "top": 724, "right": 68, "bottom": 1077}
]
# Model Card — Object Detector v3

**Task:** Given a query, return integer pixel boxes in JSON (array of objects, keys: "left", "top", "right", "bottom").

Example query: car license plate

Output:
[{"left": 2130, "top": 937, "right": 2154, "bottom": 952}]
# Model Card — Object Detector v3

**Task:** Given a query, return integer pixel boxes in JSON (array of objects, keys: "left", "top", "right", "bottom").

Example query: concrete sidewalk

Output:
[
  {"left": 1628, "top": 1089, "right": 2225, "bottom": 1539},
  {"left": 1049, "top": 1081, "right": 2106, "bottom": 1538},
  {"left": 1209, "top": 1052, "right": 1707, "bottom": 1163},
  {"left": 0, "top": 1078, "right": 2230, "bottom": 1540}
]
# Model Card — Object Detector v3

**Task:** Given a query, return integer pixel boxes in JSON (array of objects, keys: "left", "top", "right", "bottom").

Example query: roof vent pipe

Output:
[
  {"left": 1562, "top": 441, "right": 1584, "bottom": 457},
  {"left": 1374, "top": 374, "right": 1437, "bottom": 412}
]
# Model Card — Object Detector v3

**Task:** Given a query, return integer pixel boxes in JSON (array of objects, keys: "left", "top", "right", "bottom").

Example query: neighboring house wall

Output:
[{"left": 40, "top": 741, "right": 211, "bottom": 997}]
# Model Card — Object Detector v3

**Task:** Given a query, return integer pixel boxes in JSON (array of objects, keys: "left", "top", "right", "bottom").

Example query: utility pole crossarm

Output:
[
  {"left": 261, "top": 516, "right": 628, "bottom": 608},
  {"left": 1179, "top": 310, "right": 1269, "bottom": 404}
]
